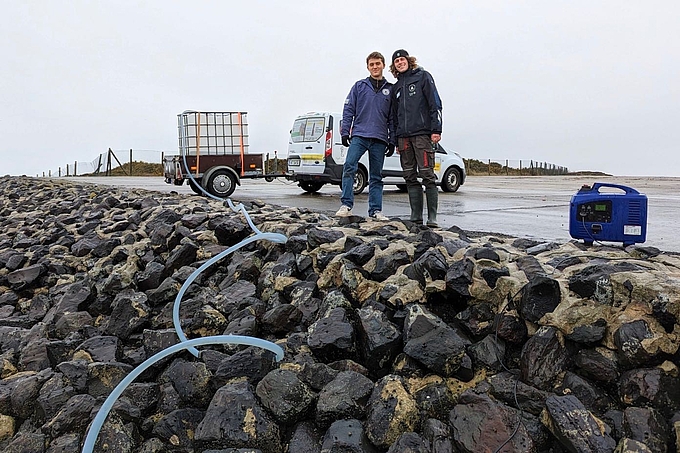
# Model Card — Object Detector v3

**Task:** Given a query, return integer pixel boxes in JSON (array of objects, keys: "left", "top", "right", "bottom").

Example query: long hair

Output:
[{"left": 389, "top": 55, "right": 418, "bottom": 78}]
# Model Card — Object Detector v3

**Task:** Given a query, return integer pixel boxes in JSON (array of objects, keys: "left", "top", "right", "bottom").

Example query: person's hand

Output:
[
  {"left": 431, "top": 133, "right": 441, "bottom": 143},
  {"left": 385, "top": 144, "right": 395, "bottom": 157},
  {"left": 342, "top": 136, "right": 351, "bottom": 147}
]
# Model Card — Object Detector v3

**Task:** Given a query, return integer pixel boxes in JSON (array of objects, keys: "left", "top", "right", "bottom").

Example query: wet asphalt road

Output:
[{"left": 64, "top": 175, "right": 680, "bottom": 253}]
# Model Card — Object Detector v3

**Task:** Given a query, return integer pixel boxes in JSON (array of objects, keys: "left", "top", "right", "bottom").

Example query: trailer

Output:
[{"left": 163, "top": 111, "right": 283, "bottom": 198}]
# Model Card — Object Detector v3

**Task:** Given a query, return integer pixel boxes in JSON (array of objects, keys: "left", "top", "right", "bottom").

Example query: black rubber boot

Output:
[
  {"left": 407, "top": 186, "right": 423, "bottom": 223},
  {"left": 426, "top": 186, "right": 439, "bottom": 227}
]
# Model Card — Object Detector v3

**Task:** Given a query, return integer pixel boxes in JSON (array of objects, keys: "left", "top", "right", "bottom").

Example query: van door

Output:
[{"left": 287, "top": 114, "right": 328, "bottom": 176}]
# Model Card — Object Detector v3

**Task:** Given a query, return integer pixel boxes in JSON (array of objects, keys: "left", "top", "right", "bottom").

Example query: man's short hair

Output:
[{"left": 366, "top": 51, "right": 385, "bottom": 65}]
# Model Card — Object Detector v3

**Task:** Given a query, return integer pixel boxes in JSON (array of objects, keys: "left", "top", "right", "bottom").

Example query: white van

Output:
[{"left": 286, "top": 111, "right": 466, "bottom": 194}]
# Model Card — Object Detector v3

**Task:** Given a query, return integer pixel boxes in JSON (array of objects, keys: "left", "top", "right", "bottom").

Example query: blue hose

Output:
[
  {"left": 81, "top": 335, "right": 284, "bottom": 453},
  {"left": 81, "top": 148, "right": 289, "bottom": 452},
  {"left": 172, "top": 231, "right": 286, "bottom": 357}
]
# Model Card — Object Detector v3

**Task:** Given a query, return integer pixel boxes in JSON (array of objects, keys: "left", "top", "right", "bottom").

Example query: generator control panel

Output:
[{"left": 577, "top": 200, "right": 612, "bottom": 223}]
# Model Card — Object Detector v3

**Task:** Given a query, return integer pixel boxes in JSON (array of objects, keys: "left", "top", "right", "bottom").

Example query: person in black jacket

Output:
[{"left": 389, "top": 49, "right": 443, "bottom": 227}]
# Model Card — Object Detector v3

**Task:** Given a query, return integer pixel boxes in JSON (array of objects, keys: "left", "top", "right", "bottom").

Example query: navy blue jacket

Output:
[
  {"left": 341, "top": 77, "right": 394, "bottom": 145},
  {"left": 391, "top": 67, "right": 442, "bottom": 138}
]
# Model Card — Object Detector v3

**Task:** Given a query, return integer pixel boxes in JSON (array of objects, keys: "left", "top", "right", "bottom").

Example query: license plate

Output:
[{"left": 288, "top": 158, "right": 301, "bottom": 166}]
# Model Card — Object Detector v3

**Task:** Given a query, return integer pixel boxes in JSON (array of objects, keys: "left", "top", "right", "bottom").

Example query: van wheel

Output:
[
  {"left": 300, "top": 181, "right": 324, "bottom": 193},
  {"left": 353, "top": 168, "right": 368, "bottom": 195},
  {"left": 207, "top": 170, "right": 237, "bottom": 198},
  {"left": 396, "top": 184, "right": 408, "bottom": 193},
  {"left": 442, "top": 167, "right": 461, "bottom": 192}
]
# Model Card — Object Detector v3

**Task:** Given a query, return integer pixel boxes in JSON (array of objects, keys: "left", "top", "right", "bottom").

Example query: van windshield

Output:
[{"left": 291, "top": 117, "right": 325, "bottom": 143}]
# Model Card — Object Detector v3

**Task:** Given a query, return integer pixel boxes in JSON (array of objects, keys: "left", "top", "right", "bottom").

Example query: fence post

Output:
[
  {"left": 505, "top": 159, "right": 509, "bottom": 175},
  {"left": 129, "top": 149, "right": 133, "bottom": 176},
  {"left": 519, "top": 160, "right": 522, "bottom": 176},
  {"left": 74, "top": 161, "right": 77, "bottom": 176},
  {"left": 488, "top": 159, "right": 491, "bottom": 176},
  {"left": 59, "top": 167, "right": 62, "bottom": 177}
]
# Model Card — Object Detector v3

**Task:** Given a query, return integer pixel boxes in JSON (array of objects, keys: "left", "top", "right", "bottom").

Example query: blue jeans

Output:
[{"left": 340, "top": 136, "right": 386, "bottom": 216}]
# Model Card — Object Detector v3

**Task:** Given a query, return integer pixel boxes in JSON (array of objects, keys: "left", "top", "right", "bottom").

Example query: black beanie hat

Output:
[{"left": 392, "top": 49, "right": 409, "bottom": 64}]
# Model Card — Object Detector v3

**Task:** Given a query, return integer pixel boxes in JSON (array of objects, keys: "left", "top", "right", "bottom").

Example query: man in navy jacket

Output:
[
  {"left": 336, "top": 51, "right": 395, "bottom": 220},
  {"left": 390, "top": 49, "right": 443, "bottom": 227}
]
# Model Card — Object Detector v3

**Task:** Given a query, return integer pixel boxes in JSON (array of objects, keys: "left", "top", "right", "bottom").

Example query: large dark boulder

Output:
[
  {"left": 402, "top": 305, "right": 470, "bottom": 377},
  {"left": 444, "top": 258, "right": 474, "bottom": 298},
  {"left": 320, "top": 419, "right": 377, "bottom": 453},
  {"left": 194, "top": 381, "right": 281, "bottom": 452},
  {"left": 519, "top": 276, "right": 561, "bottom": 322},
  {"left": 541, "top": 395, "right": 616, "bottom": 453},
  {"left": 520, "top": 326, "right": 569, "bottom": 391},
  {"left": 450, "top": 391, "right": 535, "bottom": 452},
  {"left": 307, "top": 307, "right": 356, "bottom": 362},
  {"left": 316, "top": 370, "right": 374, "bottom": 426},
  {"left": 365, "top": 375, "right": 419, "bottom": 449},
  {"left": 357, "top": 306, "right": 402, "bottom": 374},
  {"left": 255, "top": 369, "right": 315, "bottom": 425}
]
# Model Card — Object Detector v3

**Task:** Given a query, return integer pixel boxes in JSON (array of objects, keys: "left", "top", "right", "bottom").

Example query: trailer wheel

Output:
[
  {"left": 207, "top": 170, "right": 236, "bottom": 198},
  {"left": 300, "top": 181, "right": 324, "bottom": 193}
]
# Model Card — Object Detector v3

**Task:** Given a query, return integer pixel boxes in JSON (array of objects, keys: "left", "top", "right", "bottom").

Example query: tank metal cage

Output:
[{"left": 177, "top": 111, "right": 249, "bottom": 156}]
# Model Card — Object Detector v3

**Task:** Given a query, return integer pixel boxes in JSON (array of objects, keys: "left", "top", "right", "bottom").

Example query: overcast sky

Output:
[{"left": 2, "top": 1, "right": 679, "bottom": 177}]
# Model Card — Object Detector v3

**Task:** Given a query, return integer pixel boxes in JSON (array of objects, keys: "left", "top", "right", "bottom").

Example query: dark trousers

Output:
[{"left": 398, "top": 135, "right": 437, "bottom": 189}]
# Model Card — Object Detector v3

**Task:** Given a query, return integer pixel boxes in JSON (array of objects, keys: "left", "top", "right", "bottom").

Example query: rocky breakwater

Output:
[{"left": 0, "top": 175, "right": 679, "bottom": 452}]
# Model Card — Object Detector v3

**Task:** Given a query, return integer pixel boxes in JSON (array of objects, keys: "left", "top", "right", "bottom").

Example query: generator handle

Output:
[{"left": 591, "top": 182, "right": 640, "bottom": 195}]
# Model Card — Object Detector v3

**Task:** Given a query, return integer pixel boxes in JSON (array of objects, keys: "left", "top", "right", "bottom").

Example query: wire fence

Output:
[
  {"left": 464, "top": 159, "right": 569, "bottom": 176},
  {"left": 40, "top": 149, "right": 167, "bottom": 177}
]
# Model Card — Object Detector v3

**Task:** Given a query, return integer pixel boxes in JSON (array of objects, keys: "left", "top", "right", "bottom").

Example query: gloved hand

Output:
[
  {"left": 342, "top": 136, "right": 351, "bottom": 147},
  {"left": 385, "top": 143, "right": 395, "bottom": 157}
]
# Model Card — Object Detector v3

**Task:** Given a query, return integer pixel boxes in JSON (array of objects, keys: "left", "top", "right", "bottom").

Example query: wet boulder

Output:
[
  {"left": 520, "top": 326, "right": 569, "bottom": 391},
  {"left": 307, "top": 307, "right": 356, "bottom": 362},
  {"left": 403, "top": 304, "right": 470, "bottom": 377},
  {"left": 488, "top": 371, "right": 551, "bottom": 416},
  {"left": 444, "top": 258, "right": 474, "bottom": 298},
  {"left": 622, "top": 406, "right": 670, "bottom": 453},
  {"left": 519, "top": 276, "right": 561, "bottom": 322},
  {"left": 194, "top": 380, "right": 281, "bottom": 452},
  {"left": 41, "top": 393, "right": 96, "bottom": 439},
  {"left": 255, "top": 369, "right": 315, "bottom": 425},
  {"left": 212, "top": 347, "right": 277, "bottom": 387},
  {"left": 365, "top": 375, "right": 419, "bottom": 449},
  {"left": 152, "top": 408, "right": 205, "bottom": 449},
  {"left": 619, "top": 362, "right": 680, "bottom": 416},
  {"left": 541, "top": 394, "right": 616, "bottom": 453},
  {"left": 387, "top": 432, "right": 429, "bottom": 453},
  {"left": 357, "top": 306, "right": 402, "bottom": 374},
  {"left": 287, "top": 421, "right": 322, "bottom": 453},
  {"left": 574, "top": 347, "right": 620, "bottom": 383},
  {"left": 320, "top": 419, "right": 377, "bottom": 453},
  {"left": 315, "top": 370, "right": 374, "bottom": 426},
  {"left": 104, "top": 290, "right": 151, "bottom": 340},
  {"left": 161, "top": 359, "right": 213, "bottom": 408},
  {"left": 422, "top": 418, "right": 453, "bottom": 453},
  {"left": 307, "top": 226, "right": 344, "bottom": 249},
  {"left": 450, "top": 391, "right": 535, "bottom": 453}
]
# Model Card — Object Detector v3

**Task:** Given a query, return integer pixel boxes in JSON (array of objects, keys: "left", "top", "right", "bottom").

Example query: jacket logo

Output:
[
  {"left": 408, "top": 84, "right": 416, "bottom": 96},
  {"left": 382, "top": 88, "right": 390, "bottom": 96}
]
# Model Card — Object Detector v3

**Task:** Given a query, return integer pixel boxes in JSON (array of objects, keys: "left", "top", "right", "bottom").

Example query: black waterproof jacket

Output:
[{"left": 390, "top": 67, "right": 442, "bottom": 138}]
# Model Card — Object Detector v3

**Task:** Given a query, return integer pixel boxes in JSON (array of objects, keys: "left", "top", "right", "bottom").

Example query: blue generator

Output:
[{"left": 569, "top": 183, "right": 647, "bottom": 246}]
